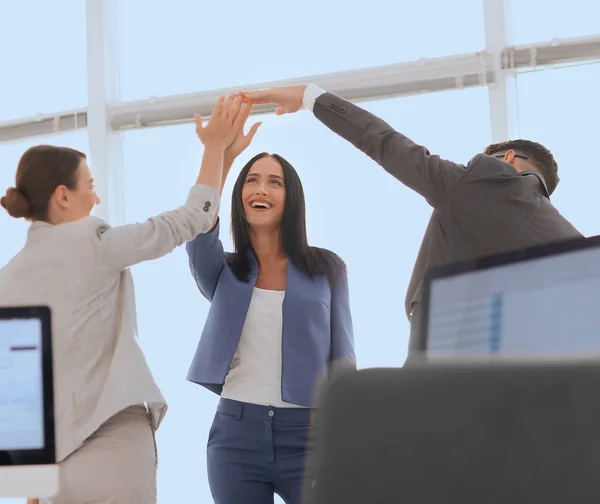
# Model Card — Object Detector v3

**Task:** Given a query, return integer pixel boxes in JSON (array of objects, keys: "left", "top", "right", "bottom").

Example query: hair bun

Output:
[{"left": 1, "top": 187, "right": 31, "bottom": 219}]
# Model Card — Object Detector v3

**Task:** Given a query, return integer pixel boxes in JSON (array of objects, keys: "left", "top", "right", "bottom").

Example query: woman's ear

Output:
[{"left": 52, "top": 185, "right": 70, "bottom": 210}]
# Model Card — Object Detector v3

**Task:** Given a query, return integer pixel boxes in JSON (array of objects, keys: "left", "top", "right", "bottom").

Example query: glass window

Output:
[
  {"left": 0, "top": 0, "right": 87, "bottom": 120},
  {"left": 122, "top": 85, "right": 492, "bottom": 502},
  {"left": 0, "top": 131, "right": 89, "bottom": 269},
  {"left": 117, "top": 0, "right": 485, "bottom": 101},
  {"left": 515, "top": 62, "right": 600, "bottom": 236},
  {"left": 506, "top": 0, "right": 600, "bottom": 45}
]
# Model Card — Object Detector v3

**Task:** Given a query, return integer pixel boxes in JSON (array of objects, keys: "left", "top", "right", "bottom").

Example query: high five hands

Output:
[
  {"left": 239, "top": 85, "right": 307, "bottom": 116},
  {"left": 194, "top": 84, "right": 307, "bottom": 165},
  {"left": 195, "top": 93, "right": 262, "bottom": 160}
]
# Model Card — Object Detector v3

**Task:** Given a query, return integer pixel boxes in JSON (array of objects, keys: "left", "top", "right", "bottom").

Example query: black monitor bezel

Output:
[{"left": 0, "top": 306, "right": 55, "bottom": 465}]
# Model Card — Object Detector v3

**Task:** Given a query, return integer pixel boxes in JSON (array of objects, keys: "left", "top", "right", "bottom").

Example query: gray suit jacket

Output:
[
  {"left": 0, "top": 184, "right": 219, "bottom": 461},
  {"left": 312, "top": 92, "right": 582, "bottom": 349}
]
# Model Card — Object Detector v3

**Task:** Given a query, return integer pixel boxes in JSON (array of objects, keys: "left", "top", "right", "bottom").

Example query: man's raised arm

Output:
[{"left": 241, "top": 85, "right": 476, "bottom": 207}]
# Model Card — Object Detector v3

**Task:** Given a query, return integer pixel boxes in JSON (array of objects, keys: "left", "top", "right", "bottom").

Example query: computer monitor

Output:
[
  {"left": 421, "top": 235, "right": 600, "bottom": 357},
  {"left": 0, "top": 306, "right": 59, "bottom": 498}
]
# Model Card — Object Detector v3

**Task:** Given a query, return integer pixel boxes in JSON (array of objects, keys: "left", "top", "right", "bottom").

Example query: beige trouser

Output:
[{"left": 41, "top": 405, "right": 157, "bottom": 504}]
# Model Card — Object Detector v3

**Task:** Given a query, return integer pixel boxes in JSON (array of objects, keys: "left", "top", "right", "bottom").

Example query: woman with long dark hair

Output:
[
  {"left": 185, "top": 123, "right": 356, "bottom": 503},
  {"left": 0, "top": 94, "right": 244, "bottom": 504}
]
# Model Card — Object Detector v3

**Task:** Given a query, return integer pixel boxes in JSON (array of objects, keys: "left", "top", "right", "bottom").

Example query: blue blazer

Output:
[{"left": 185, "top": 219, "right": 355, "bottom": 407}]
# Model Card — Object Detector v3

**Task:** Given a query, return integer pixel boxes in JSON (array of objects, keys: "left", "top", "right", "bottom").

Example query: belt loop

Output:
[{"left": 236, "top": 404, "right": 244, "bottom": 420}]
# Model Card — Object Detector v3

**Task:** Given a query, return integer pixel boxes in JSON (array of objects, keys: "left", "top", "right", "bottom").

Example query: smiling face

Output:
[{"left": 241, "top": 155, "right": 286, "bottom": 230}]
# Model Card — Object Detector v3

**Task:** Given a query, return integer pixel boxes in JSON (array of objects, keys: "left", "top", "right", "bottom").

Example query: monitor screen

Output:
[
  {"left": 0, "top": 317, "right": 45, "bottom": 451},
  {"left": 425, "top": 245, "right": 600, "bottom": 357}
]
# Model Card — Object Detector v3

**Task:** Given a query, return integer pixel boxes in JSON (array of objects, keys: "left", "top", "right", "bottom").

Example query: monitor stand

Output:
[{"left": 0, "top": 465, "right": 59, "bottom": 498}]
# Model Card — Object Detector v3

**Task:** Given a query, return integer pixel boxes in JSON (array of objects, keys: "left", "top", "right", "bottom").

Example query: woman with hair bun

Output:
[
  {"left": 0, "top": 93, "right": 251, "bottom": 503},
  {"left": 1, "top": 186, "right": 31, "bottom": 218}
]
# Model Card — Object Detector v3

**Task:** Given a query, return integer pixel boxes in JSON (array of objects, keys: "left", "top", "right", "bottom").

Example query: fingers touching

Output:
[
  {"left": 228, "top": 95, "right": 243, "bottom": 121},
  {"left": 222, "top": 93, "right": 236, "bottom": 115},
  {"left": 234, "top": 99, "right": 254, "bottom": 130},
  {"left": 196, "top": 93, "right": 261, "bottom": 144},
  {"left": 239, "top": 90, "right": 270, "bottom": 104},
  {"left": 212, "top": 95, "right": 225, "bottom": 117}
]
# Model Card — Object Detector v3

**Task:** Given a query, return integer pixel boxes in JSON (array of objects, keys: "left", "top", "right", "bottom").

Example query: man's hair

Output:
[{"left": 484, "top": 139, "right": 559, "bottom": 195}]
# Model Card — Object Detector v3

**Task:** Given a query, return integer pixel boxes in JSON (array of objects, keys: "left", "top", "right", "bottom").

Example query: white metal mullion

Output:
[
  {"left": 2, "top": 31, "right": 600, "bottom": 144},
  {"left": 85, "top": 0, "right": 125, "bottom": 224},
  {"left": 484, "top": 0, "right": 514, "bottom": 143}
]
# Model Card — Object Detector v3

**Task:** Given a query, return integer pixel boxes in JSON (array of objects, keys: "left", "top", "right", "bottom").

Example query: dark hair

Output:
[
  {"left": 1, "top": 145, "right": 86, "bottom": 221},
  {"left": 228, "top": 152, "right": 346, "bottom": 287},
  {"left": 484, "top": 139, "right": 559, "bottom": 195}
]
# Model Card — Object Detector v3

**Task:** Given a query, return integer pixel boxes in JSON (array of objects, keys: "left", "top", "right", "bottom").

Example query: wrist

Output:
[
  {"left": 196, "top": 146, "right": 226, "bottom": 189},
  {"left": 223, "top": 152, "right": 235, "bottom": 167},
  {"left": 220, "top": 155, "right": 235, "bottom": 191},
  {"left": 203, "top": 145, "right": 227, "bottom": 156}
]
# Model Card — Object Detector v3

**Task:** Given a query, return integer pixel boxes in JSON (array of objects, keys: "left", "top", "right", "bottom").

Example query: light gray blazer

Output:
[{"left": 0, "top": 184, "right": 219, "bottom": 462}]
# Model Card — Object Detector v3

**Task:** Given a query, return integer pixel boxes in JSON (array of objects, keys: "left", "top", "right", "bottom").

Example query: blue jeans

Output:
[{"left": 207, "top": 398, "right": 314, "bottom": 504}]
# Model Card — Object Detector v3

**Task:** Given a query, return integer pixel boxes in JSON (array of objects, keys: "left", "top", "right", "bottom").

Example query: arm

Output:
[
  {"left": 208, "top": 156, "right": 233, "bottom": 231},
  {"left": 330, "top": 263, "right": 356, "bottom": 367},
  {"left": 95, "top": 94, "right": 244, "bottom": 272},
  {"left": 95, "top": 182, "right": 220, "bottom": 272},
  {"left": 209, "top": 100, "right": 261, "bottom": 230},
  {"left": 241, "top": 84, "right": 474, "bottom": 207},
  {"left": 186, "top": 217, "right": 226, "bottom": 301},
  {"left": 308, "top": 87, "right": 470, "bottom": 207},
  {"left": 185, "top": 99, "right": 261, "bottom": 300}
]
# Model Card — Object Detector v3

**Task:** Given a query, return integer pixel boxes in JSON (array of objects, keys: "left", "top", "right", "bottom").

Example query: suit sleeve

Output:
[
  {"left": 94, "top": 184, "right": 220, "bottom": 271},
  {"left": 185, "top": 218, "right": 226, "bottom": 301},
  {"left": 330, "top": 263, "right": 356, "bottom": 367},
  {"left": 313, "top": 92, "right": 477, "bottom": 207}
]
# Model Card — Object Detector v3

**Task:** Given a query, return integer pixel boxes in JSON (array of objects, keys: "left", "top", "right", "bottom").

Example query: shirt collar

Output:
[{"left": 520, "top": 170, "right": 550, "bottom": 199}]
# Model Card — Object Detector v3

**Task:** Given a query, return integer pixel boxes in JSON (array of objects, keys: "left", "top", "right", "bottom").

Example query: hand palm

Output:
[
  {"left": 226, "top": 100, "right": 261, "bottom": 159},
  {"left": 228, "top": 129, "right": 251, "bottom": 157}
]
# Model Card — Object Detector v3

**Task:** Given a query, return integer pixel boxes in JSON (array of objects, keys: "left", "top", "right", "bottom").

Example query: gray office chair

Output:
[{"left": 303, "top": 361, "right": 600, "bottom": 504}]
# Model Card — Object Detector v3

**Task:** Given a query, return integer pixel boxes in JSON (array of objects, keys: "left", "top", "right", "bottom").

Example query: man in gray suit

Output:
[{"left": 241, "top": 84, "right": 582, "bottom": 357}]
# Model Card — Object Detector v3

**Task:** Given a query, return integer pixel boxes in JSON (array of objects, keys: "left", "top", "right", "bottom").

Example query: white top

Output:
[
  {"left": 0, "top": 184, "right": 219, "bottom": 461},
  {"left": 221, "top": 287, "right": 305, "bottom": 408}
]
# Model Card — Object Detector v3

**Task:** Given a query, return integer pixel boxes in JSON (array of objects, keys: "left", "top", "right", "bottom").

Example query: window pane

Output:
[
  {"left": 122, "top": 85, "right": 491, "bottom": 502},
  {"left": 0, "top": 131, "right": 89, "bottom": 268},
  {"left": 117, "top": 0, "right": 485, "bottom": 101},
  {"left": 506, "top": 0, "right": 600, "bottom": 45},
  {"left": 0, "top": 1, "right": 87, "bottom": 120},
  {"left": 515, "top": 62, "right": 600, "bottom": 236}
]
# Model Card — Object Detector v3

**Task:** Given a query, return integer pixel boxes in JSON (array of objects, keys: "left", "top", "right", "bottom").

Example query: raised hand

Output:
[
  {"left": 195, "top": 93, "right": 244, "bottom": 150},
  {"left": 225, "top": 100, "right": 262, "bottom": 163},
  {"left": 240, "top": 85, "right": 307, "bottom": 116}
]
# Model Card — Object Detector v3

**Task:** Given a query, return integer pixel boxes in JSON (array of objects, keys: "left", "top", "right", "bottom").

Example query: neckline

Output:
[{"left": 254, "top": 286, "right": 285, "bottom": 294}]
